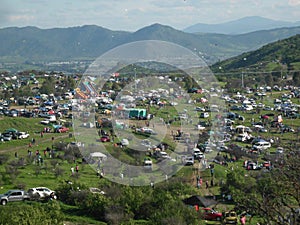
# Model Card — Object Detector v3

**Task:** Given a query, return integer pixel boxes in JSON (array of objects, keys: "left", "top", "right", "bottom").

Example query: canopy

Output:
[
  {"left": 183, "top": 195, "right": 217, "bottom": 208},
  {"left": 5, "top": 128, "right": 18, "bottom": 133},
  {"left": 90, "top": 152, "right": 107, "bottom": 160}
]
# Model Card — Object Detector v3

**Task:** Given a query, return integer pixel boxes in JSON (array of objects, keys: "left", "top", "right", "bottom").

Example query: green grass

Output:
[{"left": 0, "top": 89, "right": 298, "bottom": 224}]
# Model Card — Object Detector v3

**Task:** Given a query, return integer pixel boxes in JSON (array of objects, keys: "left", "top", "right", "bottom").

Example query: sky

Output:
[{"left": 1, "top": 0, "right": 300, "bottom": 31}]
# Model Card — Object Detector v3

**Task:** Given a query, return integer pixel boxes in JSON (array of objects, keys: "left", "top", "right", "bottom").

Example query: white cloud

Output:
[
  {"left": 8, "top": 15, "right": 35, "bottom": 22},
  {"left": 288, "top": 0, "right": 300, "bottom": 6},
  {"left": 0, "top": 0, "right": 299, "bottom": 30}
]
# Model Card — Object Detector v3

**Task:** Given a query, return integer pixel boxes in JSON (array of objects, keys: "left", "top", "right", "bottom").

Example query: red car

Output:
[
  {"left": 200, "top": 207, "right": 223, "bottom": 221},
  {"left": 57, "top": 127, "right": 69, "bottom": 133},
  {"left": 100, "top": 136, "right": 110, "bottom": 142}
]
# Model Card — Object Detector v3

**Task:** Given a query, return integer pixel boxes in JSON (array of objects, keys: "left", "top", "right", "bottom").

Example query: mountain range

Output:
[
  {"left": 184, "top": 16, "right": 300, "bottom": 34},
  {"left": 0, "top": 19, "right": 300, "bottom": 69}
]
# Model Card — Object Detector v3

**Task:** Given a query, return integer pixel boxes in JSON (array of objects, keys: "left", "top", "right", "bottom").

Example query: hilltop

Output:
[{"left": 184, "top": 16, "right": 300, "bottom": 34}]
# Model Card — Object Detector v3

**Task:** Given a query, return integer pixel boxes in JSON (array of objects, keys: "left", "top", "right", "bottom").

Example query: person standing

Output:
[
  {"left": 240, "top": 214, "right": 246, "bottom": 225},
  {"left": 71, "top": 167, "right": 74, "bottom": 176},
  {"left": 75, "top": 164, "right": 79, "bottom": 173}
]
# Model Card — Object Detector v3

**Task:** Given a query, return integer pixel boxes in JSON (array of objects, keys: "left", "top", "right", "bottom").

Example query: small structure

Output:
[
  {"left": 89, "top": 152, "right": 107, "bottom": 161},
  {"left": 183, "top": 195, "right": 217, "bottom": 208}
]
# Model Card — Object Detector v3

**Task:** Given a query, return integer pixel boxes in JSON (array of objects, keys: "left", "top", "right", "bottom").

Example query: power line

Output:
[{"left": 212, "top": 70, "right": 300, "bottom": 76}]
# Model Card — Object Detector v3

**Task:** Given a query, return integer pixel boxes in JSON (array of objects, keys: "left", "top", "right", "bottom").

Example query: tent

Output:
[
  {"left": 183, "top": 195, "right": 217, "bottom": 208},
  {"left": 89, "top": 152, "right": 107, "bottom": 161},
  {"left": 5, "top": 128, "right": 18, "bottom": 133}
]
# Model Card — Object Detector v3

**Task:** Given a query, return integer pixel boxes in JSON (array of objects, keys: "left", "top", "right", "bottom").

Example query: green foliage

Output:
[
  {"left": 0, "top": 201, "right": 64, "bottom": 225},
  {"left": 40, "top": 76, "right": 55, "bottom": 94},
  {"left": 212, "top": 34, "right": 300, "bottom": 72},
  {"left": 223, "top": 151, "right": 300, "bottom": 224}
]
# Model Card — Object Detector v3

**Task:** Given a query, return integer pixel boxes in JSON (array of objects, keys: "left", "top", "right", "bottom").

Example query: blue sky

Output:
[{"left": 1, "top": 0, "right": 300, "bottom": 31}]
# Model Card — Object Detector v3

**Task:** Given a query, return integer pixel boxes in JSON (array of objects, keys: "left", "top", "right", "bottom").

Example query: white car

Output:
[
  {"left": 193, "top": 148, "right": 204, "bottom": 159},
  {"left": 253, "top": 141, "right": 271, "bottom": 151},
  {"left": 17, "top": 132, "right": 30, "bottom": 139},
  {"left": 27, "top": 187, "right": 56, "bottom": 199},
  {"left": 200, "top": 112, "right": 209, "bottom": 118},
  {"left": 40, "top": 119, "right": 50, "bottom": 125},
  {"left": 121, "top": 139, "right": 129, "bottom": 146}
]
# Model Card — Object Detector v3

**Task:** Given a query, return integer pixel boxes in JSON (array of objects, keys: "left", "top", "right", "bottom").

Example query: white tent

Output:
[{"left": 89, "top": 152, "right": 107, "bottom": 160}]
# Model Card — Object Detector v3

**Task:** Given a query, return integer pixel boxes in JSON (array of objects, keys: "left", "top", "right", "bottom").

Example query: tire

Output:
[{"left": 1, "top": 200, "right": 7, "bottom": 205}]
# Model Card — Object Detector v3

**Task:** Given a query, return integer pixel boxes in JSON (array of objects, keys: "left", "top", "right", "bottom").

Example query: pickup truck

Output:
[{"left": 0, "top": 190, "right": 30, "bottom": 205}]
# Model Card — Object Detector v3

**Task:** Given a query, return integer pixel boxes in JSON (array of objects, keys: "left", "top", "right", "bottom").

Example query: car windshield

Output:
[{"left": 4, "top": 190, "right": 13, "bottom": 195}]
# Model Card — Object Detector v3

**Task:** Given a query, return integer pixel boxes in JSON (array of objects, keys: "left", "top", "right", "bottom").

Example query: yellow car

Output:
[{"left": 222, "top": 211, "right": 238, "bottom": 225}]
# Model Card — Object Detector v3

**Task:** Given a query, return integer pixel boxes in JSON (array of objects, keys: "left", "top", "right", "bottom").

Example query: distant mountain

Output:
[
  {"left": 184, "top": 16, "right": 300, "bottom": 34},
  {"left": 0, "top": 25, "right": 131, "bottom": 61},
  {"left": 211, "top": 34, "right": 300, "bottom": 72},
  {"left": 0, "top": 23, "right": 300, "bottom": 69}
]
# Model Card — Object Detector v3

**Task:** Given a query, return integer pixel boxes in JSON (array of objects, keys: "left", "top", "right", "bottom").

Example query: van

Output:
[
  {"left": 253, "top": 141, "right": 271, "bottom": 150},
  {"left": 143, "top": 158, "right": 153, "bottom": 170}
]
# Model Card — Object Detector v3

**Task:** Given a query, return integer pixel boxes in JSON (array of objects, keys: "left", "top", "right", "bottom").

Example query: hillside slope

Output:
[{"left": 211, "top": 34, "right": 300, "bottom": 72}]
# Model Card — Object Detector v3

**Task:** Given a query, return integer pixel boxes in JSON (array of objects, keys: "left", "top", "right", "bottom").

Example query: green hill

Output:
[{"left": 211, "top": 34, "right": 300, "bottom": 73}]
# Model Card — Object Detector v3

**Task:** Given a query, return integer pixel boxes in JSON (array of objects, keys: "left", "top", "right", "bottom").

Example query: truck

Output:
[{"left": 0, "top": 190, "right": 30, "bottom": 205}]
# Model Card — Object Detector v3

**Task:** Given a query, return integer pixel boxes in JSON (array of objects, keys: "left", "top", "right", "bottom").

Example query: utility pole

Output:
[
  {"left": 134, "top": 67, "right": 137, "bottom": 93},
  {"left": 242, "top": 57, "right": 247, "bottom": 89},
  {"left": 242, "top": 72, "right": 244, "bottom": 88}
]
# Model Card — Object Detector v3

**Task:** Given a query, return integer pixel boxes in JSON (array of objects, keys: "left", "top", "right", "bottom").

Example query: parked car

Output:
[
  {"left": 193, "top": 148, "right": 204, "bottom": 159},
  {"left": 236, "top": 133, "right": 252, "bottom": 142},
  {"left": 27, "top": 187, "right": 56, "bottom": 199},
  {"left": 200, "top": 112, "right": 209, "bottom": 118},
  {"left": 252, "top": 141, "right": 271, "bottom": 151},
  {"left": 2, "top": 133, "right": 13, "bottom": 141},
  {"left": 155, "top": 151, "right": 170, "bottom": 159},
  {"left": 0, "top": 190, "right": 30, "bottom": 205},
  {"left": 199, "top": 207, "right": 223, "bottom": 221},
  {"left": 17, "top": 132, "right": 30, "bottom": 139},
  {"left": 276, "top": 147, "right": 284, "bottom": 154},
  {"left": 137, "top": 127, "right": 157, "bottom": 135},
  {"left": 253, "top": 125, "right": 268, "bottom": 133},
  {"left": 57, "top": 127, "right": 69, "bottom": 133},
  {"left": 100, "top": 136, "right": 110, "bottom": 142},
  {"left": 40, "top": 119, "right": 50, "bottom": 125},
  {"left": 222, "top": 211, "right": 238, "bottom": 225},
  {"left": 183, "top": 156, "right": 194, "bottom": 166},
  {"left": 121, "top": 139, "right": 129, "bottom": 146},
  {"left": 143, "top": 158, "right": 153, "bottom": 170}
]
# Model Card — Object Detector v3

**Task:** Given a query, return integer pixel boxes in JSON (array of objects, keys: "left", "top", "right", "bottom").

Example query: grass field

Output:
[{"left": 0, "top": 88, "right": 299, "bottom": 224}]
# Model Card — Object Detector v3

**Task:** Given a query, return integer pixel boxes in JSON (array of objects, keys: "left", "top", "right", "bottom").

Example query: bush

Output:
[
  {"left": 0, "top": 155, "right": 9, "bottom": 165},
  {"left": 0, "top": 201, "right": 64, "bottom": 225}
]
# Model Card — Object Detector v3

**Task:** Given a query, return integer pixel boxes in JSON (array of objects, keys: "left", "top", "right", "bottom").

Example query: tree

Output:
[
  {"left": 0, "top": 201, "right": 64, "bottom": 225},
  {"left": 292, "top": 71, "right": 300, "bottom": 86},
  {"left": 265, "top": 73, "right": 274, "bottom": 87},
  {"left": 39, "top": 77, "right": 55, "bottom": 94},
  {"left": 223, "top": 150, "right": 300, "bottom": 224}
]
